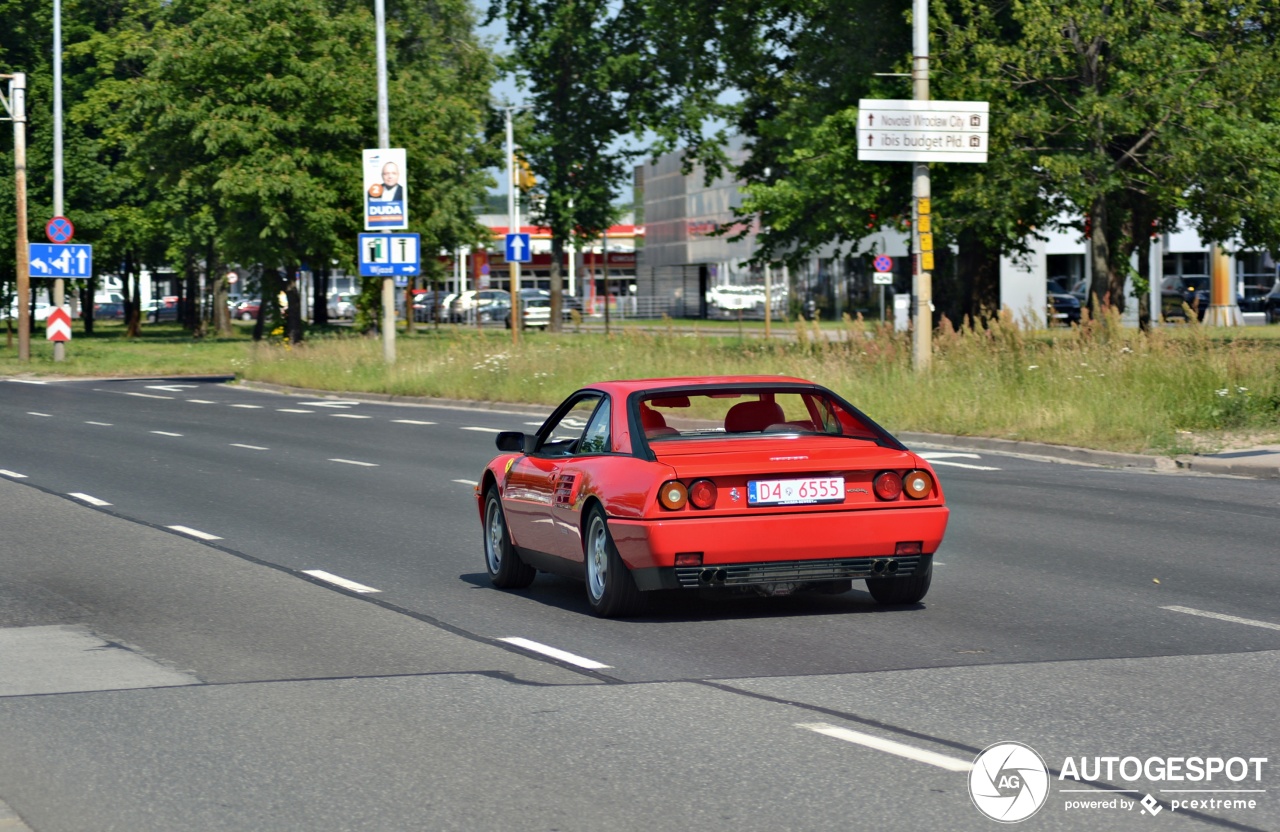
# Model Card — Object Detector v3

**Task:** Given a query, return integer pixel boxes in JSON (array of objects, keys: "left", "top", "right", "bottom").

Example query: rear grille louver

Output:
[{"left": 674, "top": 555, "right": 924, "bottom": 588}]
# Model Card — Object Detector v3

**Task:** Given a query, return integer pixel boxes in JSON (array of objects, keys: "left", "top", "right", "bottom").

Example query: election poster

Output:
[{"left": 363, "top": 148, "right": 408, "bottom": 230}]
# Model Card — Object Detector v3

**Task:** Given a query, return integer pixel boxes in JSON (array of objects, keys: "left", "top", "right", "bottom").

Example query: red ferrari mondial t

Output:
[{"left": 477, "top": 376, "right": 949, "bottom": 617}]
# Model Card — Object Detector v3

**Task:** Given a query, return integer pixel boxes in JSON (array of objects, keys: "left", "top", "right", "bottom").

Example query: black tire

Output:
[
  {"left": 866, "top": 563, "right": 932, "bottom": 605},
  {"left": 583, "top": 505, "right": 644, "bottom": 617},
  {"left": 483, "top": 488, "right": 535, "bottom": 589}
]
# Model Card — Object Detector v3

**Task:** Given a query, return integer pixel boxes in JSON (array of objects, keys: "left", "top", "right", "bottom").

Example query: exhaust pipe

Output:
[
  {"left": 886, "top": 560, "right": 899, "bottom": 575},
  {"left": 871, "top": 560, "right": 887, "bottom": 576},
  {"left": 698, "top": 568, "right": 729, "bottom": 584}
]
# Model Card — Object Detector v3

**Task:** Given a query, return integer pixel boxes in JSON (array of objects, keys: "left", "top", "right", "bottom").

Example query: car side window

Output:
[
  {"left": 576, "top": 398, "right": 611, "bottom": 455},
  {"left": 537, "top": 395, "right": 602, "bottom": 457}
]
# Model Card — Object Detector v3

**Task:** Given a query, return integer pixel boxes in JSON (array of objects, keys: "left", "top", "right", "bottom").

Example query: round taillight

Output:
[
  {"left": 904, "top": 470, "right": 933, "bottom": 499},
  {"left": 659, "top": 480, "right": 689, "bottom": 510},
  {"left": 873, "top": 471, "right": 903, "bottom": 501},
  {"left": 689, "top": 479, "right": 717, "bottom": 509}
]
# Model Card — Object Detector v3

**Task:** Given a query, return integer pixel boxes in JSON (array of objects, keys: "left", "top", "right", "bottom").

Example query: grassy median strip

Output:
[{"left": 4, "top": 312, "right": 1279, "bottom": 455}]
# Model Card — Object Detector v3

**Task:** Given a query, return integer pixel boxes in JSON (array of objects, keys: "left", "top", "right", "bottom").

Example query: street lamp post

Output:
[
  {"left": 375, "top": 0, "right": 395, "bottom": 364},
  {"left": 1, "top": 73, "right": 29, "bottom": 360},
  {"left": 504, "top": 105, "right": 531, "bottom": 345},
  {"left": 911, "top": 0, "right": 932, "bottom": 371}
]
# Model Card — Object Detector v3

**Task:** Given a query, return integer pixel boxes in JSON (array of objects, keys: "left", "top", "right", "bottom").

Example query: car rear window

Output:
[{"left": 636, "top": 388, "right": 879, "bottom": 441}]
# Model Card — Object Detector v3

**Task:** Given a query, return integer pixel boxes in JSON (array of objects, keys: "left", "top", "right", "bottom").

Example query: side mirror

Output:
[{"left": 495, "top": 431, "right": 531, "bottom": 453}]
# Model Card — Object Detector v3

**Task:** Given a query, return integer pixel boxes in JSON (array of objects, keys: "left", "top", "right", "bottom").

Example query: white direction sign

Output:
[{"left": 857, "top": 99, "right": 989, "bottom": 163}]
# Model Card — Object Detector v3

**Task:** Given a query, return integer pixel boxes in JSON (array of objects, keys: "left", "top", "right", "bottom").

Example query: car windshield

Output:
[{"left": 636, "top": 387, "right": 883, "bottom": 443}]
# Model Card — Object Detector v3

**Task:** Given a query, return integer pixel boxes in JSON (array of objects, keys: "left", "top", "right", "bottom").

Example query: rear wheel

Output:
[
  {"left": 866, "top": 563, "right": 932, "bottom": 605},
  {"left": 584, "top": 505, "right": 644, "bottom": 617},
  {"left": 484, "top": 488, "right": 535, "bottom": 588}
]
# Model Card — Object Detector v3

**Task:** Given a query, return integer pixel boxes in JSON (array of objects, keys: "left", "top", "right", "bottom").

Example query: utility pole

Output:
[
  {"left": 506, "top": 108, "right": 520, "bottom": 345},
  {"left": 2, "top": 73, "right": 30, "bottom": 360},
  {"left": 911, "top": 0, "right": 932, "bottom": 370},
  {"left": 375, "top": 0, "right": 395, "bottom": 364}
]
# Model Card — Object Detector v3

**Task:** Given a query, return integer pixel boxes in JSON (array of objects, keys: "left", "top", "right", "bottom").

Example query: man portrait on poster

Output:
[{"left": 363, "top": 148, "right": 408, "bottom": 230}]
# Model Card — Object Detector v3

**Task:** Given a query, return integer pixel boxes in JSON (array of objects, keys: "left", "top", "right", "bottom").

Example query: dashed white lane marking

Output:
[
  {"left": 85, "top": 421, "right": 113, "bottom": 426},
  {"left": 27, "top": 412, "right": 52, "bottom": 417},
  {"left": 453, "top": 478, "right": 478, "bottom": 486},
  {"left": 187, "top": 399, "right": 217, "bottom": 404},
  {"left": 0, "top": 470, "right": 28, "bottom": 478},
  {"left": 7, "top": 378, "right": 47, "bottom": 384},
  {"left": 328, "top": 458, "right": 379, "bottom": 467},
  {"left": 69, "top": 492, "right": 111, "bottom": 507},
  {"left": 524, "top": 421, "right": 543, "bottom": 426},
  {"left": 498, "top": 637, "right": 612, "bottom": 670},
  {"left": 150, "top": 431, "right": 183, "bottom": 437},
  {"left": 125, "top": 392, "right": 172, "bottom": 399},
  {"left": 277, "top": 408, "right": 314, "bottom": 413},
  {"left": 1162, "top": 605, "right": 1280, "bottom": 632},
  {"left": 797, "top": 723, "right": 973, "bottom": 772},
  {"left": 331, "top": 413, "right": 372, "bottom": 419},
  {"left": 392, "top": 419, "right": 436, "bottom": 425},
  {"left": 302, "top": 570, "right": 380, "bottom": 594},
  {"left": 230, "top": 404, "right": 263, "bottom": 409},
  {"left": 147, "top": 384, "right": 198, "bottom": 392},
  {"left": 461, "top": 426, "right": 503, "bottom": 433},
  {"left": 230, "top": 443, "right": 269, "bottom": 451},
  {"left": 298, "top": 401, "right": 358, "bottom": 408},
  {"left": 168, "top": 525, "right": 222, "bottom": 541},
  {"left": 918, "top": 452, "right": 981, "bottom": 460}
]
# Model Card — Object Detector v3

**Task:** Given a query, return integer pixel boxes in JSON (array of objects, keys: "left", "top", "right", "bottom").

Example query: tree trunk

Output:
[
  {"left": 83, "top": 277, "right": 96, "bottom": 336},
  {"left": 550, "top": 237, "right": 564, "bottom": 333},
  {"left": 952, "top": 228, "right": 1001, "bottom": 323},
  {"left": 1089, "top": 195, "right": 1120, "bottom": 313},
  {"left": 124, "top": 252, "right": 142, "bottom": 338},
  {"left": 314, "top": 265, "right": 330, "bottom": 326},
  {"left": 285, "top": 265, "right": 304, "bottom": 344}
]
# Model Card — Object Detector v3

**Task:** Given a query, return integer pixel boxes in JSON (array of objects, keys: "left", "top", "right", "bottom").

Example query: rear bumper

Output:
[
  {"left": 632, "top": 553, "right": 932, "bottom": 591},
  {"left": 609, "top": 506, "right": 948, "bottom": 588}
]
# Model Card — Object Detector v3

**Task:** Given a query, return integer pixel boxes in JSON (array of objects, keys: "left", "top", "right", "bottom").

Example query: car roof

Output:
[{"left": 582, "top": 375, "right": 818, "bottom": 397}]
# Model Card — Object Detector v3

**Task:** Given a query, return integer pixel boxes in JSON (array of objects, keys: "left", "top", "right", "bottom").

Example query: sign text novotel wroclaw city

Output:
[{"left": 857, "top": 99, "right": 989, "bottom": 163}]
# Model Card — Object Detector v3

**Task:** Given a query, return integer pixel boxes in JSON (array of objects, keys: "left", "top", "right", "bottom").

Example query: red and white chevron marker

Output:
[{"left": 46, "top": 307, "right": 72, "bottom": 342}]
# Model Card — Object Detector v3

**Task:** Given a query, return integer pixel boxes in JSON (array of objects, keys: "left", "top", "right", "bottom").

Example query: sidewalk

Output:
[{"left": 235, "top": 380, "right": 1280, "bottom": 480}]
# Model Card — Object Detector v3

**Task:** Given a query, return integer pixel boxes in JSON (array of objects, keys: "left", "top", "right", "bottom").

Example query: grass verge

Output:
[{"left": 3, "top": 313, "right": 1279, "bottom": 455}]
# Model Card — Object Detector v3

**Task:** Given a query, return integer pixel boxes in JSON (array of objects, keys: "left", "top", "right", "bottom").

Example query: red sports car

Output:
[{"left": 477, "top": 376, "right": 949, "bottom": 617}]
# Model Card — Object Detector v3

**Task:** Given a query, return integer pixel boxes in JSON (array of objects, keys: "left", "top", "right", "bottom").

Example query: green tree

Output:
[{"left": 488, "top": 0, "right": 639, "bottom": 331}]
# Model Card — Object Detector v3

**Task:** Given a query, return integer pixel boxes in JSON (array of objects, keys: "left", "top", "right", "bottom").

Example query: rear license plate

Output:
[{"left": 747, "top": 477, "right": 844, "bottom": 506}]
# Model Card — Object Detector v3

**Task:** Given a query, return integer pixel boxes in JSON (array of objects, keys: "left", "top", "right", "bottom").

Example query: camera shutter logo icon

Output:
[{"left": 969, "top": 742, "right": 1050, "bottom": 823}]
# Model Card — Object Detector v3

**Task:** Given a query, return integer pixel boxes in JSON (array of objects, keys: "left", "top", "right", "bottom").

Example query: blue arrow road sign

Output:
[
  {"left": 505, "top": 232, "right": 531, "bottom": 263},
  {"left": 358, "top": 233, "right": 421, "bottom": 277},
  {"left": 29, "top": 243, "right": 93, "bottom": 278}
]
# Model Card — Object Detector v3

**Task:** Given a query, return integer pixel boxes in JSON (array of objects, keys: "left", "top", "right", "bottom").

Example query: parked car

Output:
[
  {"left": 1260, "top": 281, "right": 1280, "bottom": 323},
  {"left": 1046, "top": 279, "right": 1082, "bottom": 326},
  {"left": 477, "top": 376, "right": 948, "bottom": 617},
  {"left": 502, "top": 296, "right": 552, "bottom": 329},
  {"left": 412, "top": 290, "right": 454, "bottom": 323},
  {"left": 231, "top": 299, "right": 261, "bottom": 321},
  {"left": 145, "top": 297, "right": 180, "bottom": 321},
  {"left": 92, "top": 301, "right": 126, "bottom": 320},
  {"left": 327, "top": 293, "right": 357, "bottom": 320},
  {"left": 449, "top": 289, "right": 509, "bottom": 322}
]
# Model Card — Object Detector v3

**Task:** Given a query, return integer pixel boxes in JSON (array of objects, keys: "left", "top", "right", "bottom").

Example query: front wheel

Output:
[
  {"left": 583, "top": 505, "right": 644, "bottom": 617},
  {"left": 484, "top": 488, "right": 535, "bottom": 588},
  {"left": 866, "top": 563, "right": 932, "bottom": 605}
]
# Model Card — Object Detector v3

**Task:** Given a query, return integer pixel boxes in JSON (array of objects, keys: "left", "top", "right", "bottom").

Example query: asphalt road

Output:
[{"left": 1, "top": 376, "right": 1276, "bottom": 832}]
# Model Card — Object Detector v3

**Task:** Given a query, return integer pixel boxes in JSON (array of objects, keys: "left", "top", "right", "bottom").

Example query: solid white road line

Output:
[
  {"left": 925, "top": 460, "right": 1001, "bottom": 471},
  {"left": 167, "top": 525, "right": 222, "bottom": 541},
  {"left": 69, "top": 493, "right": 111, "bottom": 507},
  {"left": 26, "top": 412, "right": 52, "bottom": 417},
  {"left": 125, "top": 392, "right": 172, "bottom": 399},
  {"left": 230, "top": 443, "right": 269, "bottom": 451},
  {"left": 85, "top": 421, "right": 113, "bottom": 426},
  {"left": 277, "top": 408, "right": 314, "bottom": 413},
  {"left": 461, "top": 426, "right": 503, "bottom": 433},
  {"left": 453, "top": 479, "right": 478, "bottom": 486},
  {"left": 392, "top": 419, "right": 436, "bottom": 425},
  {"left": 1162, "top": 605, "right": 1280, "bottom": 632},
  {"left": 229, "top": 404, "right": 263, "bottom": 409},
  {"left": 0, "top": 470, "right": 28, "bottom": 478},
  {"left": 150, "top": 431, "right": 183, "bottom": 437},
  {"left": 328, "top": 458, "right": 379, "bottom": 467},
  {"left": 331, "top": 413, "right": 372, "bottom": 419},
  {"left": 498, "top": 637, "right": 612, "bottom": 670},
  {"left": 797, "top": 723, "right": 974, "bottom": 772},
  {"left": 302, "top": 570, "right": 380, "bottom": 594}
]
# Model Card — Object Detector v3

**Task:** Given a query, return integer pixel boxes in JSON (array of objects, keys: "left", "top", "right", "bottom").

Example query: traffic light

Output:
[{"left": 514, "top": 154, "right": 536, "bottom": 191}]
